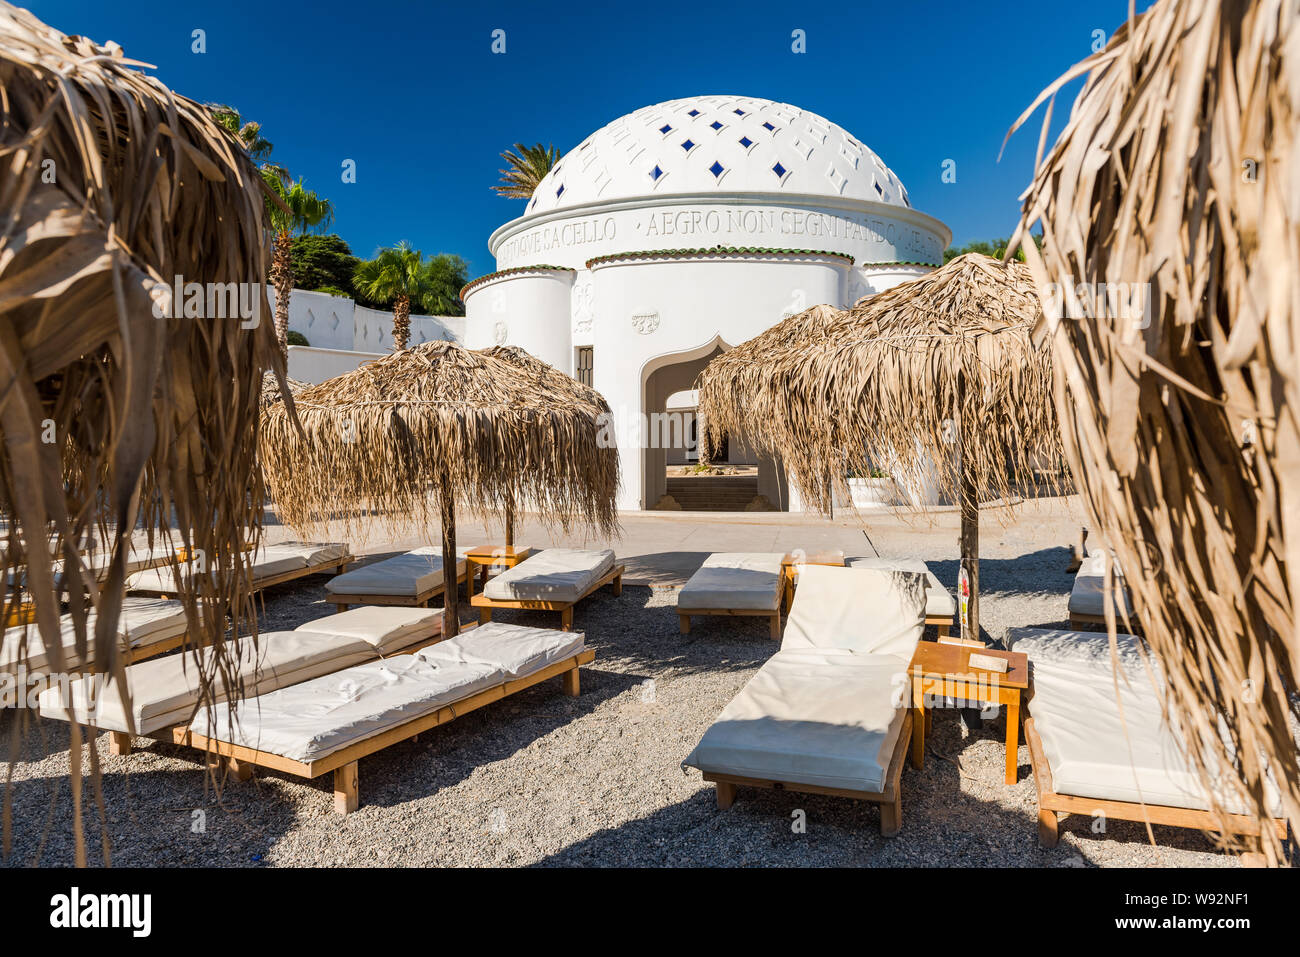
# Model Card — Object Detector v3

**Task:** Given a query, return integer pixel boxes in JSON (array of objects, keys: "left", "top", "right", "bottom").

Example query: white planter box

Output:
[{"left": 848, "top": 476, "right": 899, "bottom": 508}]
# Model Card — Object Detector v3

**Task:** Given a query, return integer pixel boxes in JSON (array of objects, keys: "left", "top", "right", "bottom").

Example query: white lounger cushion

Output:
[
  {"left": 190, "top": 653, "right": 505, "bottom": 763},
  {"left": 2, "top": 597, "right": 190, "bottom": 676},
  {"left": 263, "top": 541, "right": 348, "bottom": 565},
  {"left": 781, "top": 565, "right": 926, "bottom": 659},
  {"left": 325, "top": 547, "right": 467, "bottom": 597},
  {"left": 482, "top": 548, "right": 615, "bottom": 603},
  {"left": 1006, "top": 626, "right": 1147, "bottom": 670},
  {"left": 126, "top": 545, "right": 323, "bottom": 593},
  {"left": 11, "top": 542, "right": 175, "bottom": 589},
  {"left": 1068, "top": 550, "right": 1133, "bottom": 619},
  {"left": 38, "top": 630, "right": 374, "bottom": 734},
  {"left": 844, "top": 557, "right": 956, "bottom": 619},
  {"left": 683, "top": 650, "right": 909, "bottom": 793},
  {"left": 417, "top": 622, "right": 584, "bottom": 679},
  {"left": 295, "top": 606, "right": 441, "bottom": 653},
  {"left": 1013, "top": 627, "right": 1277, "bottom": 815},
  {"left": 678, "top": 553, "right": 784, "bottom": 611},
  {"left": 188, "top": 622, "right": 586, "bottom": 763}
]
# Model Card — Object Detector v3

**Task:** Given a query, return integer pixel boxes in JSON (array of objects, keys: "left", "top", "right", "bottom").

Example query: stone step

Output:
[{"left": 666, "top": 477, "right": 759, "bottom": 511}]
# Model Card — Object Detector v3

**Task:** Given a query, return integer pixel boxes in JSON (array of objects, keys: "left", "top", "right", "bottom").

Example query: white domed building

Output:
[{"left": 462, "top": 95, "right": 950, "bottom": 510}]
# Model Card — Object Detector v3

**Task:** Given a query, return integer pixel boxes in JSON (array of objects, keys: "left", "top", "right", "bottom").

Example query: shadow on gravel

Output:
[
  {"left": 187, "top": 663, "right": 639, "bottom": 819},
  {"left": 529, "top": 731, "right": 1068, "bottom": 867},
  {"left": 620, "top": 550, "right": 712, "bottom": 588},
  {"left": 1, "top": 748, "right": 300, "bottom": 867}
]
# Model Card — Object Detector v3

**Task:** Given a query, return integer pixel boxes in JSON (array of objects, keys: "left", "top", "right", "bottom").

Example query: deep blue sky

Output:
[{"left": 30, "top": 0, "right": 1147, "bottom": 276}]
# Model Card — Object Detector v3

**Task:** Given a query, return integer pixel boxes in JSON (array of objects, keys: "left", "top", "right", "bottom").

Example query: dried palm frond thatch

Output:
[
  {"left": 697, "top": 254, "right": 1060, "bottom": 637},
  {"left": 1010, "top": 0, "right": 1299, "bottom": 857},
  {"left": 700, "top": 258, "right": 1057, "bottom": 511},
  {"left": 260, "top": 370, "right": 309, "bottom": 409},
  {"left": 0, "top": 4, "right": 282, "bottom": 863},
  {"left": 260, "top": 341, "right": 619, "bottom": 634}
]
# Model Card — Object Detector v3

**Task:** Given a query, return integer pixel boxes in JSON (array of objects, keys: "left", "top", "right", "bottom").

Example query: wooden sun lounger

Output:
[
  {"left": 102, "top": 620, "right": 451, "bottom": 758},
  {"left": 1025, "top": 717, "right": 1288, "bottom": 846},
  {"left": 6, "top": 633, "right": 188, "bottom": 713},
  {"left": 173, "top": 648, "right": 595, "bottom": 813},
  {"left": 706, "top": 710, "right": 912, "bottom": 837},
  {"left": 329, "top": 562, "right": 471, "bottom": 614},
  {"left": 132, "top": 553, "right": 354, "bottom": 600},
  {"left": 470, "top": 564, "right": 624, "bottom": 631}
]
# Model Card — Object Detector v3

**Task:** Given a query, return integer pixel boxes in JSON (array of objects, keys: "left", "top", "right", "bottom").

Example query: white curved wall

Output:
[
  {"left": 287, "top": 345, "right": 384, "bottom": 383},
  {"left": 463, "top": 272, "right": 576, "bottom": 373},
  {"left": 271, "top": 288, "right": 464, "bottom": 354},
  {"left": 589, "top": 254, "right": 846, "bottom": 508}
]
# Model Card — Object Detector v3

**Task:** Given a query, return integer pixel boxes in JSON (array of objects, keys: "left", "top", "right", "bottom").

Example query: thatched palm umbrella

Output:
[
  {"left": 0, "top": 4, "right": 282, "bottom": 863},
  {"left": 259, "top": 342, "right": 619, "bottom": 635},
  {"left": 698, "top": 254, "right": 1060, "bottom": 639},
  {"left": 693, "top": 303, "right": 843, "bottom": 469},
  {"left": 260, "top": 370, "right": 309, "bottom": 409},
  {"left": 1010, "top": 0, "right": 1299, "bottom": 857}
]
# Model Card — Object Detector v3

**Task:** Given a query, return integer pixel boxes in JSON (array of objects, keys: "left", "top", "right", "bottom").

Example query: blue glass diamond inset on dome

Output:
[
  {"left": 772, "top": 161, "right": 787, "bottom": 179},
  {"left": 762, "top": 121, "right": 776, "bottom": 131},
  {"left": 650, "top": 165, "right": 664, "bottom": 180},
  {"left": 734, "top": 108, "right": 746, "bottom": 116},
  {"left": 681, "top": 139, "right": 695, "bottom": 151},
  {"left": 739, "top": 136, "right": 753, "bottom": 149},
  {"left": 710, "top": 121, "right": 724, "bottom": 130},
  {"left": 556, "top": 184, "right": 565, "bottom": 198},
  {"left": 687, "top": 109, "right": 700, "bottom": 117},
  {"left": 709, "top": 161, "right": 725, "bottom": 178},
  {"left": 659, "top": 124, "right": 672, "bottom": 134}
]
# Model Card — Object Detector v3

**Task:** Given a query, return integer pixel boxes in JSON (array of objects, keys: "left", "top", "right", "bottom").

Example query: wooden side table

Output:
[
  {"left": 464, "top": 545, "right": 532, "bottom": 597},
  {"left": 908, "top": 641, "right": 1029, "bottom": 784},
  {"left": 780, "top": 549, "right": 845, "bottom": 612}
]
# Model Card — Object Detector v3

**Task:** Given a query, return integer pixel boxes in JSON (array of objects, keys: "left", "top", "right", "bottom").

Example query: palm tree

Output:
[
  {"left": 262, "top": 170, "right": 335, "bottom": 358},
  {"left": 207, "top": 104, "right": 289, "bottom": 181},
  {"left": 494, "top": 143, "right": 560, "bottom": 198},
  {"left": 354, "top": 242, "right": 437, "bottom": 350}
]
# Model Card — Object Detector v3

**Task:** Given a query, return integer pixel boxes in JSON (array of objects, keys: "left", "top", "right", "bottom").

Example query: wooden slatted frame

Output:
[
  {"left": 172, "top": 648, "right": 595, "bottom": 814},
  {"left": 1025, "top": 717, "right": 1288, "bottom": 846},
  {"left": 678, "top": 607, "right": 783, "bottom": 640},
  {"left": 328, "top": 562, "right": 471, "bottom": 613},
  {"left": 704, "top": 710, "right": 913, "bottom": 837},
  {"left": 471, "top": 564, "right": 624, "bottom": 631}
]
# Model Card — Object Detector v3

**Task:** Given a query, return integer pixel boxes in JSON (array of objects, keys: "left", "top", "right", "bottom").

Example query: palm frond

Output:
[{"left": 1011, "top": 0, "right": 1300, "bottom": 859}]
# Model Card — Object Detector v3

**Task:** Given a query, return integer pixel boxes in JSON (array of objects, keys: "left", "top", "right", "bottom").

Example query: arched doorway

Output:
[{"left": 640, "top": 337, "right": 787, "bottom": 510}]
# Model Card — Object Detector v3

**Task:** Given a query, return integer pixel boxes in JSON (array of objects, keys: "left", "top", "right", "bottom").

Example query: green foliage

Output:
[
  {"left": 286, "top": 331, "right": 309, "bottom": 346},
  {"left": 354, "top": 244, "right": 468, "bottom": 316},
  {"left": 291, "top": 234, "right": 360, "bottom": 296},
  {"left": 261, "top": 169, "right": 334, "bottom": 237},
  {"left": 354, "top": 241, "right": 435, "bottom": 311},
  {"left": 207, "top": 104, "right": 274, "bottom": 163},
  {"left": 943, "top": 233, "right": 1042, "bottom": 264},
  {"left": 422, "top": 254, "right": 469, "bottom": 316},
  {"left": 495, "top": 142, "right": 561, "bottom": 198}
]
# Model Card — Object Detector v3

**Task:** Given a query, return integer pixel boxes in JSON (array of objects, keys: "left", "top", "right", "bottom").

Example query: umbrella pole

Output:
[
  {"left": 956, "top": 374, "right": 980, "bottom": 643},
  {"left": 439, "top": 471, "right": 459, "bottom": 638},
  {"left": 504, "top": 492, "right": 515, "bottom": 549}
]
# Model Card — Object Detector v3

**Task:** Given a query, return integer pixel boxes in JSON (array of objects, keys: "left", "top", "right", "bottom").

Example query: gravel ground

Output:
[{"left": 0, "top": 499, "right": 1256, "bottom": 867}]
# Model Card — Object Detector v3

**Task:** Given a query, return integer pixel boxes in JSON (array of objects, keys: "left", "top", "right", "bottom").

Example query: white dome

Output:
[{"left": 526, "top": 95, "right": 911, "bottom": 216}]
